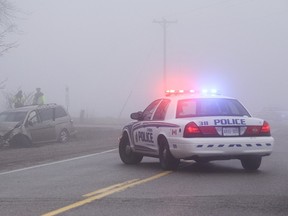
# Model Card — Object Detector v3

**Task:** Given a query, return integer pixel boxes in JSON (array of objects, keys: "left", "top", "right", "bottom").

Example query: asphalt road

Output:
[{"left": 0, "top": 125, "right": 287, "bottom": 216}]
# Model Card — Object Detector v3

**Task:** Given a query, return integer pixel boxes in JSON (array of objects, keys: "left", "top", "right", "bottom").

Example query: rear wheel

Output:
[
  {"left": 159, "top": 138, "right": 180, "bottom": 170},
  {"left": 119, "top": 134, "right": 143, "bottom": 164},
  {"left": 241, "top": 156, "right": 262, "bottom": 171}
]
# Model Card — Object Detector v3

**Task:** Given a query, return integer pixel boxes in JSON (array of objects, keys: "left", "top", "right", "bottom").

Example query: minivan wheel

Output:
[
  {"left": 241, "top": 156, "right": 262, "bottom": 171},
  {"left": 10, "top": 135, "right": 31, "bottom": 148},
  {"left": 58, "top": 129, "right": 69, "bottom": 143}
]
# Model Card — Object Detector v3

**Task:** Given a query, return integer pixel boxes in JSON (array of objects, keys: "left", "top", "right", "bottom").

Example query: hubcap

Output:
[{"left": 60, "top": 131, "right": 68, "bottom": 142}]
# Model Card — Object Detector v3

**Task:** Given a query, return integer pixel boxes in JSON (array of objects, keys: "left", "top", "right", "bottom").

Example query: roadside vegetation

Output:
[{"left": 0, "top": 0, "right": 17, "bottom": 56}]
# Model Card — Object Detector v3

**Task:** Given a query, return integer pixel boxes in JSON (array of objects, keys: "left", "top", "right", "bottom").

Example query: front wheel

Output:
[
  {"left": 159, "top": 139, "right": 180, "bottom": 170},
  {"left": 119, "top": 134, "right": 143, "bottom": 164},
  {"left": 241, "top": 156, "right": 262, "bottom": 171},
  {"left": 10, "top": 135, "right": 31, "bottom": 148},
  {"left": 58, "top": 129, "right": 70, "bottom": 143}
]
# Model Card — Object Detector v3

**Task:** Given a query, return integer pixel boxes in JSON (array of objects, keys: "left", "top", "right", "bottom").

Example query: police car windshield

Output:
[
  {"left": 176, "top": 98, "right": 250, "bottom": 118},
  {"left": 0, "top": 111, "right": 28, "bottom": 123}
]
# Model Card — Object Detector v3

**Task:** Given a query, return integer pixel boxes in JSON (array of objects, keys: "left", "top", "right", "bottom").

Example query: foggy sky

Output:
[{"left": 1, "top": 0, "right": 287, "bottom": 118}]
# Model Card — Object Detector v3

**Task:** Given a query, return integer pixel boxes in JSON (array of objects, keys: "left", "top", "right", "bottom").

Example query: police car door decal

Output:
[
  {"left": 135, "top": 127, "right": 154, "bottom": 144},
  {"left": 132, "top": 123, "right": 156, "bottom": 153},
  {"left": 131, "top": 99, "right": 162, "bottom": 153}
]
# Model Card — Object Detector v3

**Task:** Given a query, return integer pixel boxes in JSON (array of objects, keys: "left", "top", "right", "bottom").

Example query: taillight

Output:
[
  {"left": 244, "top": 121, "right": 271, "bottom": 136},
  {"left": 200, "top": 126, "right": 218, "bottom": 136},
  {"left": 260, "top": 121, "right": 271, "bottom": 136},
  {"left": 184, "top": 122, "right": 219, "bottom": 137},
  {"left": 244, "top": 126, "right": 261, "bottom": 136},
  {"left": 184, "top": 122, "right": 201, "bottom": 137}
]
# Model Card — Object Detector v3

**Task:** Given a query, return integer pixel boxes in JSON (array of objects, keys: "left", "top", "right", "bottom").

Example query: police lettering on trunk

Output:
[{"left": 214, "top": 119, "right": 246, "bottom": 125}]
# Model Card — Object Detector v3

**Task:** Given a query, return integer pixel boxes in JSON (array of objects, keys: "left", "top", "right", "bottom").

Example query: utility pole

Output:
[{"left": 153, "top": 18, "right": 177, "bottom": 92}]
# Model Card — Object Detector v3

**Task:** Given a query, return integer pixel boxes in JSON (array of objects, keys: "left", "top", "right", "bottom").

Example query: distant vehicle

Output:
[
  {"left": 0, "top": 104, "right": 76, "bottom": 147},
  {"left": 119, "top": 89, "right": 274, "bottom": 171}
]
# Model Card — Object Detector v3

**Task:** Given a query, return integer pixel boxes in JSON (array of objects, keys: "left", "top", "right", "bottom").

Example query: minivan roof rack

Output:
[{"left": 37, "top": 103, "right": 57, "bottom": 109}]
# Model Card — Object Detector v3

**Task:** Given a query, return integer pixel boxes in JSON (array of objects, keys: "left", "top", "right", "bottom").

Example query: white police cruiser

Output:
[{"left": 119, "top": 89, "right": 274, "bottom": 171}]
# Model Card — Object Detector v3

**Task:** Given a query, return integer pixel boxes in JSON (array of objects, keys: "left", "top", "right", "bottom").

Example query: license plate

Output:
[{"left": 222, "top": 127, "right": 239, "bottom": 136}]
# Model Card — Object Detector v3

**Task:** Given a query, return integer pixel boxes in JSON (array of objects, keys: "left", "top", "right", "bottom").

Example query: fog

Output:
[{"left": 0, "top": 0, "right": 287, "bottom": 118}]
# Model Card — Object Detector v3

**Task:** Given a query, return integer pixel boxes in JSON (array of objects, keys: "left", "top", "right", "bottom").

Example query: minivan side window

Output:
[
  {"left": 28, "top": 111, "right": 39, "bottom": 124},
  {"left": 39, "top": 108, "right": 54, "bottom": 121},
  {"left": 55, "top": 106, "right": 67, "bottom": 118}
]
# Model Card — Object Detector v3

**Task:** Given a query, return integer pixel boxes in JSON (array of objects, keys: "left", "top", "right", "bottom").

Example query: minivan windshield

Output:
[
  {"left": 176, "top": 98, "right": 251, "bottom": 118},
  {"left": 0, "top": 111, "right": 28, "bottom": 123}
]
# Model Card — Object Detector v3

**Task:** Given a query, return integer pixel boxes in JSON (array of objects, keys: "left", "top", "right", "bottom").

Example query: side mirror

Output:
[{"left": 130, "top": 111, "right": 143, "bottom": 121}]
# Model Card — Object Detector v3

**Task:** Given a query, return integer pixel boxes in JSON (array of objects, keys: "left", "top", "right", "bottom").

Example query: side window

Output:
[
  {"left": 153, "top": 99, "right": 170, "bottom": 121},
  {"left": 39, "top": 108, "right": 54, "bottom": 121},
  {"left": 55, "top": 106, "right": 68, "bottom": 118},
  {"left": 27, "top": 111, "right": 39, "bottom": 124},
  {"left": 142, "top": 99, "right": 161, "bottom": 121}
]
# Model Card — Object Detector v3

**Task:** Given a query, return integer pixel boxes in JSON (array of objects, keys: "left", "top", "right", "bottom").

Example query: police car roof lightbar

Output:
[
  {"left": 165, "top": 89, "right": 220, "bottom": 96},
  {"left": 201, "top": 89, "right": 219, "bottom": 94}
]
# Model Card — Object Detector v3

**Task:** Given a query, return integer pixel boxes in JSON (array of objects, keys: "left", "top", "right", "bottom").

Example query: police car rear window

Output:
[{"left": 176, "top": 98, "right": 250, "bottom": 118}]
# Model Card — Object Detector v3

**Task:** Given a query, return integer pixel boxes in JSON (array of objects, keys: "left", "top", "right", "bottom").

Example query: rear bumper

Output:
[{"left": 169, "top": 136, "right": 274, "bottom": 159}]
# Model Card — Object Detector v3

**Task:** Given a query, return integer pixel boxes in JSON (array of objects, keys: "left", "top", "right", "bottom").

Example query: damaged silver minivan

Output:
[{"left": 0, "top": 104, "right": 76, "bottom": 147}]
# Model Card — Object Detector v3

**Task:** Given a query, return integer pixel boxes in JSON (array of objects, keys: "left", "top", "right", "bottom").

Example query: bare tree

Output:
[
  {"left": 0, "top": 1, "right": 15, "bottom": 92},
  {"left": 0, "top": 0, "right": 17, "bottom": 56},
  {"left": 2, "top": 89, "right": 34, "bottom": 109},
  {"left": 0, "top": 77, "right": 7, "bottom": 89}
]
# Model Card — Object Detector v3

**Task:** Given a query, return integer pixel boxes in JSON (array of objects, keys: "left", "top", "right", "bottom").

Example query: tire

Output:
[
  {"left": 58, "top": 129, "right": 69, "bottom": 143},
  {"left": 119, "top": 134, "right": 143, "bottom": 164},
  {"left": 159, "top": 138, "right": 180, "bottom": 170},
  {"left": 241, "top": 156, "right": 262, "bottom": 171}
]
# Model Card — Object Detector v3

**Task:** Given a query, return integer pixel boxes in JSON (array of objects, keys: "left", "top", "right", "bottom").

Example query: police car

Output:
[{"left": 119, "top": 89, "right": 274, "bottom": 171}]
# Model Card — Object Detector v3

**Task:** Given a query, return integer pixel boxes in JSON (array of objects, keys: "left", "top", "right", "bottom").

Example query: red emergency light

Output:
[{"left": 165, "top": 89, "right": 220, "bottom": 96}]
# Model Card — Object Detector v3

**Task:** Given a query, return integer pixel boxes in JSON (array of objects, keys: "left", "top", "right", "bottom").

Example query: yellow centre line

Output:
[
  {"left": 82, "top": 179, "right": 140, "bottom": 198},
  {"left": 41, "top": 171, "right": 172, "bottom": 216}
]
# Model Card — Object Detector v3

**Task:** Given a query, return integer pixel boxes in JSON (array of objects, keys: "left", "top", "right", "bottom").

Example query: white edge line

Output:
[{"left": 0, "top": 148, "right": 117, "bottom": 176}]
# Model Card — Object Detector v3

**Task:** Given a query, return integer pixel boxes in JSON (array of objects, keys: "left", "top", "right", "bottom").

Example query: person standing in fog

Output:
[
  {"left": 33, "top": 88, "right": 44, "bottom": 105},
  {"left": 14, "top": 90, "right": 24, "bottom": 108}
]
